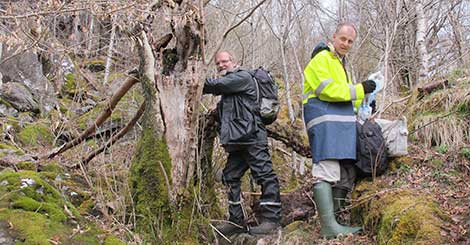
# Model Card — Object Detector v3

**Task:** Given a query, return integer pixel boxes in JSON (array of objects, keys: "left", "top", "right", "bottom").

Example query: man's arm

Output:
[
  {"left": 304, "top": 52, "right": 365, "bottom": 102},
  {"left": 203, "top": 70, "right": 253, "bottom": 95}
]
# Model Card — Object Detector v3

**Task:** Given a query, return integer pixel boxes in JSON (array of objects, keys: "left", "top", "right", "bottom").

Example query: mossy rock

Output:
[
  {"left": 62, "top": 72, "right": 88, "bottom": 98},
  {"left": 16, "top": 161, "right": 36, "bottom": 171},
  {"left": 388, "top": 156, "right": 413, "bottom": 172},
  {"left": 352, "top": 180, "right": 446, "bottom": 244},
  {"left": 0, "top": 170, "right": 125, "bottom": 244},
  {"left": 0, "top": 143, "right": 24, "bottom": 155},
  {"left": 17, "top": 122, "right": 53, "bottom": 147}
]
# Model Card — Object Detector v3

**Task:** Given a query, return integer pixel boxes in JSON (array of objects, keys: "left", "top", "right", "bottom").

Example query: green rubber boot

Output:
[{"left": 313, "top": 182, "right": 361, "bottom": 238}]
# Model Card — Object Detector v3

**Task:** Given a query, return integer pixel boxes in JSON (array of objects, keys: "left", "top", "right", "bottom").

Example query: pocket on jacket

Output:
[{"left": 221, "top": 117, "right": 257, "bottom": 144}]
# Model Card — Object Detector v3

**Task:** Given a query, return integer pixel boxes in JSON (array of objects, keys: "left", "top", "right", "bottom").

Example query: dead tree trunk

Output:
[{"left": 129, "top": 1, "right": 216, "bottom": 243}]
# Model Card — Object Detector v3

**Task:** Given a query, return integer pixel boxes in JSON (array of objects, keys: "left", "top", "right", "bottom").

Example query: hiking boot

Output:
[
  {"left": 313, "top": 182, "right": 362, "bottom": 239},
  {"left": 215, "top": 222, "right": 247, "bottom": 237},
  {"left": 249, "top": 221, "right": 281, "bottom": 235}
]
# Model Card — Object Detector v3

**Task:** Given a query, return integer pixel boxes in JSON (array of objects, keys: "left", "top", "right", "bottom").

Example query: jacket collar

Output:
[{"left": 328, "top": 42, "right": 347, "bottom": 65}]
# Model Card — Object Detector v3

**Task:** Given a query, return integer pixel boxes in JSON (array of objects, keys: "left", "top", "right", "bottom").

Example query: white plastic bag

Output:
[
  {"left": 375, "top": 117, "right": 409, "bottom": 157},
  {"left": 358, "top": 70, "right": 384, "bottom": 121}
]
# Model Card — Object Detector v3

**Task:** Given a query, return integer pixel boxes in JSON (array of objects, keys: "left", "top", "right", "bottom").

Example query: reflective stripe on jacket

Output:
[
  {"left": 302, "top": 43, "right": 362, "bottom": 162},
  {"left": 303, "top": 98, "right": 357, "bottom": 162},
  {"left": 302, "top": 47, "right": 364, "bottom": 107}
]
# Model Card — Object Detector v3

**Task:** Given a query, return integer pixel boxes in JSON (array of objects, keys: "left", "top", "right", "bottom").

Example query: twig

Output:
[
  {"left": 0, "top": 7, "right": 90, "bottom": 19},
  {"left": 209, "top": 223, "right": 232, "bottom": 243},
  {"left": 82, "top": 102, "right": 145, "bottom": 165},
  {"left": 158, "top": 160, "right": 171, "bottom": 198},
  {"left": 374, "top": 94, "right": 412, "bottom": 117},
  {"left": 207, "top": 0, "right": 268, "bottom": 64},
  {"left": 303, "top": 190, "right": 317, "bottom": 219}
]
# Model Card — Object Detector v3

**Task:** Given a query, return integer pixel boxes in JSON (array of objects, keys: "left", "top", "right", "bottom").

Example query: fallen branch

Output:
[
  {"left": 47, "top": 75, "right": 139, "bottom": 159},
  {"left": 267, "top": 121, "right": 311, "bottom": 158},
  {"left": 417, "top": 79, "right": 449, "bottom": 97},
  {"left": 82, "top": 102, "right": 145, "bottom": 165}
]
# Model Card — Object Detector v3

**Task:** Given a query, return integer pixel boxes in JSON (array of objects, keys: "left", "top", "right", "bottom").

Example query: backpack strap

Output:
[{"left": 251, "top": 69, "right": 260, "bottom": 104}]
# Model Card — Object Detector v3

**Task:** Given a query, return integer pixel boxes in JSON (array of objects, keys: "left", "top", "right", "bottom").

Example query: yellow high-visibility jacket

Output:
[{"left": 303, "top": 47, "right": 364, "bottom": 108}]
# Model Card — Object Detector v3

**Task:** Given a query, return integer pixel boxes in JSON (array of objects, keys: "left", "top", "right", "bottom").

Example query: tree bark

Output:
[
  {"left": 129, "top": 1, "right": 212, "bottom": 242},
  {"left": 416, "top": 0, "right": 431, "bottom": 84},
  {"left": 103, "top": 14, "right": 117, "bottom": 84}
]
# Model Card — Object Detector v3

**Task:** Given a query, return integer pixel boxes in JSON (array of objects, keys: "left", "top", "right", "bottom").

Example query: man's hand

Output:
[
  {"left": 370, "top": 100, "right": 377, "bottom": 114},
  {"left": 361, "top": 80, "right": 376, "bottom": 94}
]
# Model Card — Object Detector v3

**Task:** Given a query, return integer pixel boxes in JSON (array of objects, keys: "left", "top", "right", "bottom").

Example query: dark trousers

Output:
[
  {"left": 334, "top": 159, "right": 357, "bottom": 192},
  {"left": 222, "top": 144, "right": 281, "bottom": 224}
]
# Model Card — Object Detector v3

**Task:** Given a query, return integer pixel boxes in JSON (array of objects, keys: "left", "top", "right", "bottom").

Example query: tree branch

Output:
[
  {"left": 207, "top": 0, "right": 268, "bottom": 64},
  {"left": 47, "top": 75, "right": 139, "bottom": 159},
  {"left": 82, "top": 102, "right": 145, "bottom": 165}
]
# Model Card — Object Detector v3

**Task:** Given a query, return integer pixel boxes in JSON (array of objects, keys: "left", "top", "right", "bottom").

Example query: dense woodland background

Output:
[{"left": 0, "top": 0, "right": 469, "bottom": 244}]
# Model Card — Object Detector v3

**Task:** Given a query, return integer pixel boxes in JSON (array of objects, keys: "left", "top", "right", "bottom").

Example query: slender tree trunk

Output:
[
  {"left": 416, "top": 0, "right": 430, "bottom": 84},
  {"left": 280, "top": 39, "right": 295, "bottom": 123},
  {"left": 448, "top": 3, "right": 465, "bottom": 64},
  {"left": 104, "top": 15, "right": 117, "bottom": 84},
  {"left": 87, "top": 14, "right": 95, "bottom": 58},
  {"left": 0, "top": 40, "right": 3, "bottom": 86}
]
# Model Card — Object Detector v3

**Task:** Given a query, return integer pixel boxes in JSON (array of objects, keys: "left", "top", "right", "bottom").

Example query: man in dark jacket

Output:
[{"left": 203, "top": 51, "right": 281, "bottom": 236}]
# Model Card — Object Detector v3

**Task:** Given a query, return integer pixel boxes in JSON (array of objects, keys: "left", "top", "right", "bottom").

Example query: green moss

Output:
[
  {"left": 388, "top": 156, "right": 413, "bottom": 172},
  {"left": 104, "top": 235, "right": 126, "bottom": 245},
  {"left": 0, "top": 143, "right": 24, "bottom": 155},
  {"left": 378, "top": 195, "right": 443, "bottom": 244},
  {"left": 130, "top": 128, "right": 173, "bottom": 242},
  {"left": 40, "top": 161, "right": 63, "bottom": 174},
  {"left": 0, "top": 171, "right": 79, "bottom": 219},
  {"left": 0, "top": 170, "right": 124, "bottom": 244},
  {"left": 62, "top": 72, "right": 88, "bottom": 97},
  {"left": 130, "top": 127, "right": 203, "bottom": 243},
  {"left": 461, "top": 147, "right": 470, "bottom": 160},
  {"left": 352, "top": 180, "right": 445, "bottom": 244},
  {"left": 16, "top": 161, "right": 36, "bottom": 171},
  {"left": 0, "top": 209, "right": 68, "bottom": 245},
  {"left": 17, "top": 122, "right": 53, "bottom": 147},
  {"left": 11, "top": 195, "right": 67, "bottom": 222},
  {"left": 78, "top": 198, "right": 94, "bottom": 215}
]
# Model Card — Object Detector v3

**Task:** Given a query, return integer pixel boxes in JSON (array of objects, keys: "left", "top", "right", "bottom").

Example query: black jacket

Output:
[{"left": 203, "top": 68, "right": 267, "bottom": 147}]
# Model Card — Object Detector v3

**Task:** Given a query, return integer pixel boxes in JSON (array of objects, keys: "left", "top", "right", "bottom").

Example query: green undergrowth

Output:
[
  {"left": 352, "top": 179, "right": 446, "bottom": 244},
  {"left": 16, "top": 122, "right": 53, "bottom": 148},
  {"left": 0, "top": 143, "right": 24, "bottom": 156}
]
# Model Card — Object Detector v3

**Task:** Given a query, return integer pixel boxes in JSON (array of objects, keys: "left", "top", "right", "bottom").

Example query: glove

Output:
[
  {"left": 205, "top": 77, "right": 216, "bottom": 84},
  {"left": 361, "top": 80, "right": 376, "bottom": 94},
  {"left": 370, "top": 100, "right": 377, "bottom": 114}
]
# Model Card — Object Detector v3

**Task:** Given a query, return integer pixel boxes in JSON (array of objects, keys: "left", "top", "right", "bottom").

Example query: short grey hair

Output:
[{"left": 335, "top": 23, "right": 357, "bottom": 35}]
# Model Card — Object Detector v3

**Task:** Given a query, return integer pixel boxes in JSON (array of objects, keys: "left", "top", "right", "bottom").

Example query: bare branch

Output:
[
  {"left": 82, "top": 102, "right": 145, "bottom": 165},
  {"left": 47, "top": 75, "right": 140, "bottom": 159},
  {"left": 207, "top": 0, "right": 268, "bottom": 64}
]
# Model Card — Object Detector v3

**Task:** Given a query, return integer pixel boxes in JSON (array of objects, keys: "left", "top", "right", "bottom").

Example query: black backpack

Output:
[
  {"left": 355, "top": 119, "right": 389, "bottom": 177},
  {"left": 252, "top": 67, "right": 280, "bottom": 125}
]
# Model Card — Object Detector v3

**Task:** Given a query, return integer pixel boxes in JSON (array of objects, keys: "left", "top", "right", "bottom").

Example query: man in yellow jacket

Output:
[{"left": 303, "top": 23, "right": 376, "bottom": 238}]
